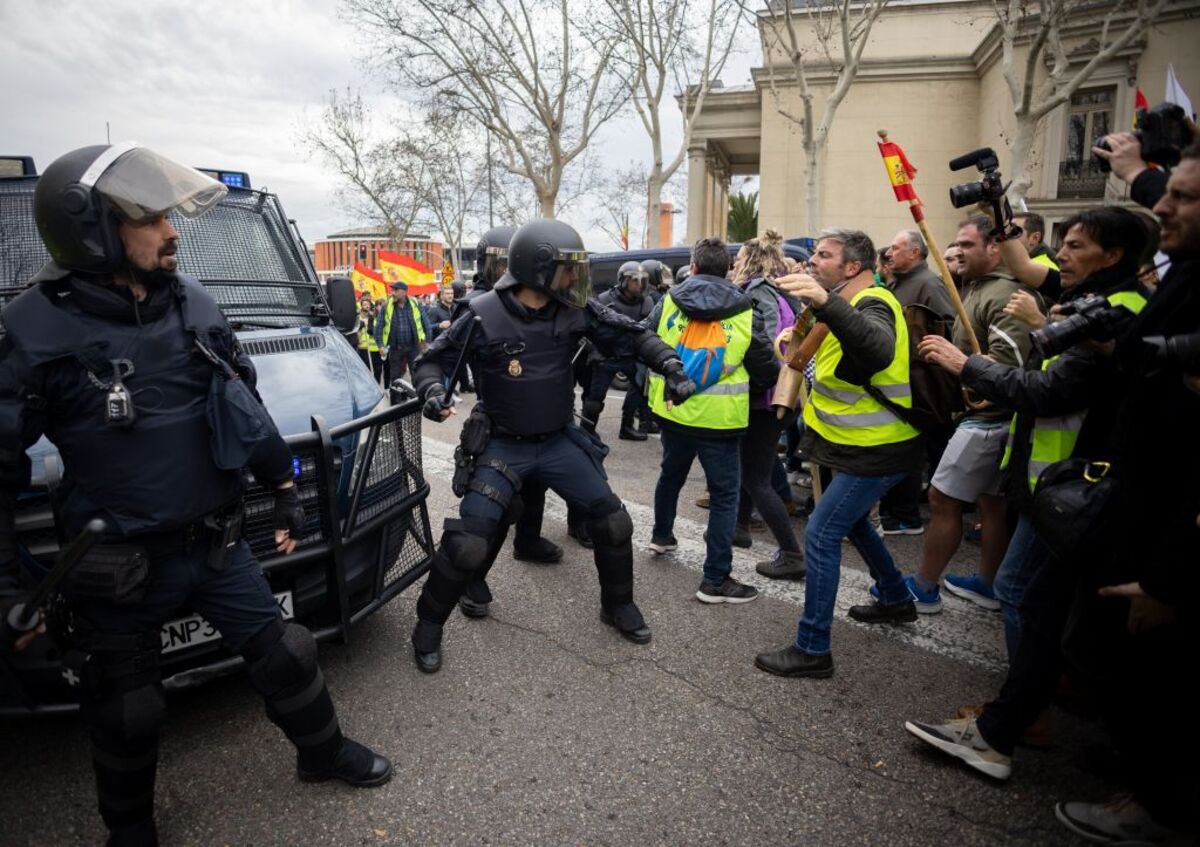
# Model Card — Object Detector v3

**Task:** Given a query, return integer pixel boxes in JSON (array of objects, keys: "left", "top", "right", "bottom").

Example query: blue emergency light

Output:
[{"left": 197, "top": 168, "right": 252, "bottom": 189}]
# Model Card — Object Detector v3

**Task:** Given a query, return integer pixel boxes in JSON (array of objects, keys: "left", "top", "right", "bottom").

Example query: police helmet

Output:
[
  {"left": 474, "top": 225, "right": 516, "bottom": 291},
  {"left": 505, "top": 219, "right": 591, "bottom": 309},
  {"left": 451, "top": 280, "right": 466, "bottom": 299},
  {"left": 34, "top": 142, "right": 226, "bottom": 274},
  {"left": 674, "top": 265, "right": 691, "bottom": 286},
  {"left": 640, "top": 259, "right": 670, "bottom": 291},
  {"left": 618, "top": 260, "right": 649, "bottom": 294}
]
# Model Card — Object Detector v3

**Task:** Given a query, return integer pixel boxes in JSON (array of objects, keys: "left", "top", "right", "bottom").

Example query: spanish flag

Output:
[
  {"left": 379, "top": 250, "right": 439, "bottom": 295},
  {"left": 878, "top": 139, "right": 918, "bottom": 202},
  {"left": 352, "top": 262, "right": 386, "bottom": 300}
]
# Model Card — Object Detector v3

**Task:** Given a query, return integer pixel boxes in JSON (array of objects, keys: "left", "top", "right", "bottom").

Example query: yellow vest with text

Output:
[
  {"left": 380, "top": 297, "right": 426, "bottom": 346},
  {"left": 802, "top": 287, "right": 920, "bottom": 447},
  {"left": 648, "top": 295, "right": 752, "bottom": 431},
  {"left": 1002, "top": 289, "right": 1147, "bottom": 491}
]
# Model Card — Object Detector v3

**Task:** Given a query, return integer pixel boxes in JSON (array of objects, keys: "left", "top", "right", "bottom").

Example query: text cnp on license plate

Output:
[{"left": 160, "top": 592, "right": 294, "bottom": 655}]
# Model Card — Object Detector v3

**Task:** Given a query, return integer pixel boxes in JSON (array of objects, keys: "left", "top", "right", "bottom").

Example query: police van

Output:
[{"left": 0, "top": 156, "right": 434, "bottom": 714}]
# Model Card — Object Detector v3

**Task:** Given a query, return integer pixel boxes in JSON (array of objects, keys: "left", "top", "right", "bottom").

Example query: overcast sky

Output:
[{"left": 0, "top": 0, "right": 758, "bottom": 253}]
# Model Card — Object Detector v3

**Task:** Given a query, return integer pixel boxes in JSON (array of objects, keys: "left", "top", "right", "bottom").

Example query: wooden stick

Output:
[{"left": 877, "top": 129, "right": 981, "bottom": 356}]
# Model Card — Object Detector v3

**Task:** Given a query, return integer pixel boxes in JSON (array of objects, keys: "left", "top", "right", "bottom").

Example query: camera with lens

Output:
[
  {"left": 1142, "top": 332, "right": 1200, "bottom": 375},
  {"left": 948, "top": 147, "right": 1007, "bottom": 208},
  {"left": 1031, "top": 295, "right": 1139, "bottom": 359},
  {"left": 1095, "top": 103, "right": 1190, "bottom": 173}
]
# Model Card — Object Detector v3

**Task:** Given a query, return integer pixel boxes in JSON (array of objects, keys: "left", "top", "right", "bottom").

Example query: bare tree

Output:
[
  {"left": 348, "top": 0, "right": 626, "bottom": 217},
  {"left": 989, "top": 0, "right": 1170, "bottom": 203},
  {"left": 741, "top": 0, "right": 889, "bottom": 232},
  {"left": 603, "top": 0, "right": 741, "bottom": 246},
  {"left": 301, "top": 88, "right": 432, "bottom": 248},
  {"left": 591, "top": 164, "right": 649, "bottom": 249},
  {"left": 418, "top": 111, "right": 490, "bottom": 275}
]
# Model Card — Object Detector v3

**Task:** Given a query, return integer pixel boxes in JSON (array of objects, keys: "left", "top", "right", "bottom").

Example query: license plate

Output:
[{"left": 160, "top": 592, "right": 294, "bottom": 655}]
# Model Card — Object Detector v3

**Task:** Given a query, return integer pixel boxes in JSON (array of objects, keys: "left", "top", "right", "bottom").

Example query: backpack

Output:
[{"left": 675, "top": 318, "right": 729, "bottom": 391}]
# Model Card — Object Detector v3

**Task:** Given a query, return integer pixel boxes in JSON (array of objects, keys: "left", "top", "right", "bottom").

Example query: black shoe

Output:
[
  {"left": 411, "top": 620, "right": 443, "bottom": 673},
  {"left": 458, "top": 596, "right": 490, "bottom": 618},
  {"left": 696, "top": 576, "right": 759, "bottom": 604},
  {"left": 619, "top": 419, "right": 648, "bottom": 441},
  {"left": 754, "top": 645, "right": 834, "bottom": 678},
  {"left": 640, "top": 418, "right": 660, "bottom": 435},
  {"left": 107, "top": 819, "right": 158, "bottom": 847},
  {"left": 298, "top": 738, "right": 393, "bottom": 788},
  {"left": 648, "top": 534, "right": 678, "bottom": 554},
  {"left": 568, "top": 523, "right": 594, "bottom": 549},
  {"left": 513, "top": 537, "right": 564, "bottom": 564},
  {"left": 733, "top": 525, "right": 752, "bottom": 548},
  {"left": 847, "top": 600, "right": 918, "bottom": 624},
  {"left": 600, "top": 602, "right": 652, "bottom": 644}
]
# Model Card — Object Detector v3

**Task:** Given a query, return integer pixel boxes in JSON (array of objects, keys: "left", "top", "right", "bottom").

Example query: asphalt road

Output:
[{"left": 0, "top": 391, "right": 1118, "bottom": 846}]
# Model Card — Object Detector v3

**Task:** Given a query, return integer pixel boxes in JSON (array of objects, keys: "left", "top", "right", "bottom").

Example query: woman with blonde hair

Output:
[{"left": 733, "top": 230, "right": 807, "bottom": 579}]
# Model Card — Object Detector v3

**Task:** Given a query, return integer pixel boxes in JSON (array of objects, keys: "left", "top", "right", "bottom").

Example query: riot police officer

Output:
[
  {"left": 410, "top": 219, "right": 696, "bottom": 672},
  {"left": 0, "top": 145, "right": 390, "bottom": 847},
  {"left": 585, "top": 261, "right": 655, "bottom": 441}
]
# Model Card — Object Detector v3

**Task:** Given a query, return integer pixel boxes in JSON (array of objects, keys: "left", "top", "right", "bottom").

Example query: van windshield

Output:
[{"left": 0, "top": 178, "right": 326, "bottom": 330}]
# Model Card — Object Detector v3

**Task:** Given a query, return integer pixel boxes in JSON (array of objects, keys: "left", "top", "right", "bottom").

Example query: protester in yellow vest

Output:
[
  {"left": 356, "top": 294, "right": 380, "bottom": 380},
  {"left": 374, "top": 280, "right": 430, "bottom": 386},
  {"left": 906, "top": 207, "right": 1156, "bottom": 783},
  {"left": 753, "top": 229, "right": 922, "bottom": 680},
  {"left": 645, "top": 237, "right": 778, "bottom": 605}
]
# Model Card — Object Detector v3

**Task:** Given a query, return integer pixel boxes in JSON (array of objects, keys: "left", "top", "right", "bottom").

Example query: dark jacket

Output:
[
  {"left": 890, "top": 260, "right": 955, "bottom": 320},
  {"left": 742, "top": 276, "right": 803, "bottom": 398},
  {"left": 1109, "top": 257, "right": 1200, "bottom": 605},
  {"left": 428, "top": 301, "right": 455, "bottom": 339},
  {"left": 596, "top": 287, "right": 653, "bottom": 360},
  {"left": 961, "top": 262, "right": 1143, "bottom": 509},
  {"left": 798, "top": 283, "right": 924, "bottom": 476}
]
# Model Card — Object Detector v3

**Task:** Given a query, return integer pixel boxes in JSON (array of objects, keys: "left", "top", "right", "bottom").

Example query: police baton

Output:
[
  {"left": 4, "top": 518, "right": 107, "bottom": 635},
  {"left": 440, "top": 316, "right": 481, "bottom": 409}
]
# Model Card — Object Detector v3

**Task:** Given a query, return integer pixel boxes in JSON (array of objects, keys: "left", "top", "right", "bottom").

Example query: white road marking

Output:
[{"left": 421, "top": 435, "right": 1006, "bottom": 672}]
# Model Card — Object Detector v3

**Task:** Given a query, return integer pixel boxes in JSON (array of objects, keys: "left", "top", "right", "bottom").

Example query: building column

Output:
[
  {"left": 686, "top": 143, "right": 710, "bottom": 244},
  {"left": 706, "top": 153, "right": 730, "bottom": 242}
]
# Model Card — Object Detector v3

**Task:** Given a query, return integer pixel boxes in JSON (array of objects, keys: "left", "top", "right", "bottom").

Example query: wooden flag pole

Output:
[{"left": 877, "top": 129, "right": 981, "bottom": 356}]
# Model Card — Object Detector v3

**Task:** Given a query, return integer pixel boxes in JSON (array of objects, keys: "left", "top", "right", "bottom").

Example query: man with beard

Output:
[{"left": 0, "top": 145, "right": 391, "bottom": 846}]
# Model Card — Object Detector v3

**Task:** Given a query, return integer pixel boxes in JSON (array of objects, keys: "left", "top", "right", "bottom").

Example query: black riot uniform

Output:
[
  {"left": 0, "top": 145, "right": 389, "bottom": 847},
  {"left": 409, "top": 219, "right": 696, "bottom": 672},
  {"left": 454, "top": 225, "right": 569, "bottom": 592},
  {"left": 584, "top": 261, "right": 655, "bottom": 441}
]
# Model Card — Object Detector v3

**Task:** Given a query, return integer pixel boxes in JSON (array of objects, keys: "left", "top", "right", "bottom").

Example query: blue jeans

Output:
[
  {"left": 992, "top": 512, "right": 1050, "bottom": 661},
  {"left": 653, "top": 427, "right": 741, "bottom": 585},
  {"left": 795, "top": 470, "right": 909, "bottom": 656}
]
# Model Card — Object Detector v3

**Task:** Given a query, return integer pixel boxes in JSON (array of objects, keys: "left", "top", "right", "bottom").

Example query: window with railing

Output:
[{"left": 1057, "top": 87, "right": 1114, "bottom": 199}]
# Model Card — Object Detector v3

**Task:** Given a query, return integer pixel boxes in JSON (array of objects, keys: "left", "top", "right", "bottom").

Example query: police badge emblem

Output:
[{"left": 508, "top": 358, "right": 522, "bottom": 377}]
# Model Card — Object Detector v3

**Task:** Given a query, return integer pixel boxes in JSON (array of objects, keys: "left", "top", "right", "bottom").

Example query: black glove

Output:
[
  {"left": 272, "top": 485, "right": 305, "bottom": 538},
  {"left": 422, "top": 385, "right": 449, "bottom": 422},
  {"left": 663, "top": 364, "right": 697, "bottom": 406}
]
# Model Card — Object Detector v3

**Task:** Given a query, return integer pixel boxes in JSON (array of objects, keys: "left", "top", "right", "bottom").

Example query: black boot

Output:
[
  {"left": 567, "top": 522, "right": 594, "bottom": 549},
  {"left": 411, "top": 619, "right": 443, "bottom": 673},
  {"left": 106, "top": 819, "right": 158, "bottom": 847},
  {"left": 298, "top": 738, "right": 393, "bottom": 787},
  {"left": 600, "top": 601, "right": 652, "bottom": 644},
  {"left": 619, "top": 416, "right": 648, "bottom": 441},
  {"left": 639, "top": 416, "right": 660, "bottom": 435},
  {"left": 513, "top": 537, "right": 564, "bottom": 564}
]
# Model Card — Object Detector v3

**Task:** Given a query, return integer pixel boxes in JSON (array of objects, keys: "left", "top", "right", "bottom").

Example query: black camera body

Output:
[
  {"left": 1031, "top": 296, "right": 1138, "bottom": 359},
  {"left": 1096, "top": 103, "right": 1190, "bottom": 173},
  {"left": 948, "top": 147, "right": 1006, "bottom": 208}
]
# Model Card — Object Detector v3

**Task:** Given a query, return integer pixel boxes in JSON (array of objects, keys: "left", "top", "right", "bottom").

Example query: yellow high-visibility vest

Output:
[
  {"left": 379, "top": 297, "right": 426, "bottom": 346},
  {"left": 802, "top": 287, "right": 920, "bottom": 447},
  {"left": 648, "top": 294, "right": 752, "bottom": 431}
]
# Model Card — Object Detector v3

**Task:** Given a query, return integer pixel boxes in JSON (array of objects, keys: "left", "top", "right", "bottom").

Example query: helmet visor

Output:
[
  {"left": 547, "top": 250, "right": 591, "bottom": 309},
  {"left": 479, "top": 245, "right": 508, "bottom": 284},
  {"left": 92, "top": 146, "right": 227, "bottom": 224}
]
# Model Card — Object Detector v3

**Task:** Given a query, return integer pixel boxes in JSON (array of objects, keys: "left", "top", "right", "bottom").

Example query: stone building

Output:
[{"left": 684, "top": 0, "right": 1200, "bottom": 250}]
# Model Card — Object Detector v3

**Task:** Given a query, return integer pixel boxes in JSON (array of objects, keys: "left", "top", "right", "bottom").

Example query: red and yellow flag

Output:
[
  {"left": 379, "top": 250, "right": 439, "bottom": 295},
  {"left": 351, "top": 262, "right": 386, "bottom": 300},
  {"left": 878, "top": 140, "right": 918, "bottom": 202}
]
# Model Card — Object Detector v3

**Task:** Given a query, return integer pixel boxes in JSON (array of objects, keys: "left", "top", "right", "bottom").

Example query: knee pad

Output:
[
  {"left": 585, "top": 500, "right": 633, "bottom": 548},
  {"left": 85, "top": 678, "right": 165, "bottom": 745},
  {"left": 245, "top": 620, "right": 318, "bottom": 699},
  {"left": 440, "top": 527, "right": 492, "bottom": 581}
]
